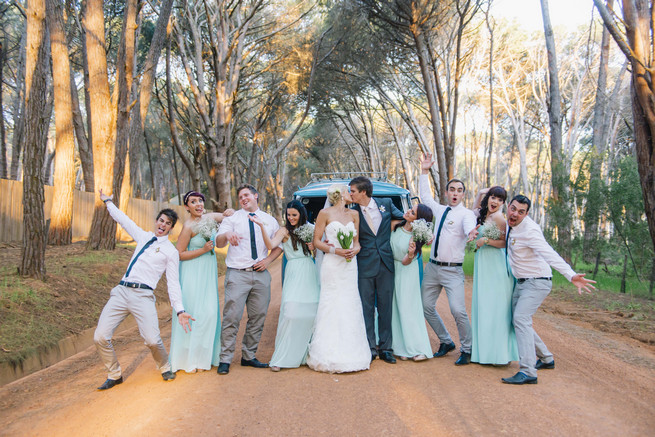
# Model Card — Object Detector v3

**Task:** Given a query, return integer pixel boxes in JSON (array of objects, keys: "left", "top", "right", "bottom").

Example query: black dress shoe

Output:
[
  {"left": 97, "top": 376, "right": 123, "bottom": 390},
  {"left": 502, "top": 372, "right": 538, "bottom": 385},
  {"left": 433, "top": 342, "right": 456, "bottom": 358},
  {"left": 217, "top": 362, "right": 230, "bottom": 375},
  {"left": 371, "top": 354, "right": 377, "bottom": 363},
  {"left": 536, "top": 359, "right": 555, "bottom": 370},
  {"left": 380, "top": 351, "right": 397, "bottom": 364},
  {"left": 454, "top": 352, "right": 471, "bottom": 366},
  {"left": 161, "top": 371, "right": 176, "bottom": 381},
  {"left": 241, "top": 357, "right": 269, "bottom": 368}
]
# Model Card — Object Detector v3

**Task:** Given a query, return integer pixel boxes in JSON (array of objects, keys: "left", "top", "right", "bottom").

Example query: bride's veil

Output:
[{"left": 314, "top": 196, "right": 333, "bottom": 274}]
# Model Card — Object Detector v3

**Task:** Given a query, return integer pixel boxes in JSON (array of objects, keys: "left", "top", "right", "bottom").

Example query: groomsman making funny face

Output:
[
  {"left": 419, "top": 154, "right": 477, "bottom": 366},
  {"left": 501, "top": 195, "right": 595, "bottom": 385},
  {"left": 215, "top": 184, "right": 282, "bottom": 375}
]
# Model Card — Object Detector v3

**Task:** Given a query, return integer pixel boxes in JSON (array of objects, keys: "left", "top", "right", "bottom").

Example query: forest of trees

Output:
[{"left": 0, "top": 0, "right": 653, "bottom": 291}]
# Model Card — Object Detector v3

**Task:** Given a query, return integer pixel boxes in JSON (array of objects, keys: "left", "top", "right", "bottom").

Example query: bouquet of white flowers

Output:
[
  {"left": 475, "top": 221, "right": 502, "bottom": 252},
  {"left": 482, "top": 221, "right": 502, "bottom": 240},
  {"left": 337, "top": 228, "right": 356, "bottom": 262},
  {"left": 194, "top": 216, "right": 219, "bottom": 254},
  {"left": 293, "top": 223, "right": 315, "bottom": 243},
  {"left": 411, "top": 219, "right": 434, "bottom": 244}
]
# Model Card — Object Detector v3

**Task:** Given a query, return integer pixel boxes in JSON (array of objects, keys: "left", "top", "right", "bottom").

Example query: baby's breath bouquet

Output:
[
  {"left": 293, "top": 223, "right": 315, "bottom": 243},
  {"left": 194, "top": 215, "right": 219, "bottom": 254},
  {"left": 410, "top": 219, "right": 434, "bottom": 245},
  {"left": 475, "top": 221, "right": 502, "bottom": 252},
  {"left": 336, "top": 227, "right": 356, "bottom": 262}
]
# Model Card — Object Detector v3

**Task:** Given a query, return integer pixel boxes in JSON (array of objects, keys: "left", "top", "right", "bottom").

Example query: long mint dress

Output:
[
  {"left": 270, "top": 238, "right": 320, "bottom": 368},
  {"left": 471, "top": 224, "right": 519, "bottom": 364},
  {"left": 390, "top": 227, "right": 433, "bottom": 359},
  {"left": 169, "top": 233, "right": 221, "bottom": 372}
]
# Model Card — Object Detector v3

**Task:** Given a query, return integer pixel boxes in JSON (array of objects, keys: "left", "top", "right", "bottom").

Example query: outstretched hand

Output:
[
  {"left": 420, "top": 153, "right": 435, "bottom": 174},
  {"left": 178, "top": 312, "right": 196, "bottom": 333},
  {"left": 571, "top": 273, "right": 596, "bottom": 295},
  {"left": 467, "top": 224, "right": 481, "bottom": 243},
  {"left": 99, "top": 189, "right": 113, "bottom": 203}
]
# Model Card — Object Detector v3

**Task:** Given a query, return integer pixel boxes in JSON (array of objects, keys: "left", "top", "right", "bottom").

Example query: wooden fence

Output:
[{"left": 0, "top": 178, "right": 187, "bottom": 243}]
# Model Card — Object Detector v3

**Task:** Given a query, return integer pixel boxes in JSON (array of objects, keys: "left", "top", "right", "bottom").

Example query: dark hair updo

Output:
[{"left": 477, "top": 186, "right": 507, "bottom": 226}]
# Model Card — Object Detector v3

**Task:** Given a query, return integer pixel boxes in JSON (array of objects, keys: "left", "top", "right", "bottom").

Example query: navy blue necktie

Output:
[
  {"left": 432, "top": 206, "right": 451, "bottom": 259},
  {"left": 125, "top": 236, "right": 157, "bottom": 277},
  {"left": 248, "top": 213, "right": 258, "bottom": 260},
  {"left": 505, "top": 227, "right": 512, "bottom": 276}
]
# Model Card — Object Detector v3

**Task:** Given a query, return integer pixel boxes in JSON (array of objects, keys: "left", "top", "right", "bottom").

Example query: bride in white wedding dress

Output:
[{"left": 307, "top": 184, "right": 371, "bottom": 373}]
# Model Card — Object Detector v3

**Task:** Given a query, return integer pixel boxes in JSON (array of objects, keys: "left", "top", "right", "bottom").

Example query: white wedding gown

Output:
[{"left": 307, "top": 221, "right": 371, "bottom": 373}]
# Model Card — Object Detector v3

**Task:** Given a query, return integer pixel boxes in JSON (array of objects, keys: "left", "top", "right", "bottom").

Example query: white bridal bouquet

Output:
[
  {"left": 337, "top": 227, "right": 356, "bottom": 262},
  {"left": 194, "top": 216, "right": 219, "bottom": 254},
  {"left": 293, "top": 223, "right": 315, "bottom": 243},
  {"left": 411, "top": 219, "right": 434, "bottom": 245}
]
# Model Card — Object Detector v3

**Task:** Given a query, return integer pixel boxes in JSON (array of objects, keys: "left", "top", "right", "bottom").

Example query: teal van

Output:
[{"left": 292, "top": 172, "right": 414, "bottom": 223}]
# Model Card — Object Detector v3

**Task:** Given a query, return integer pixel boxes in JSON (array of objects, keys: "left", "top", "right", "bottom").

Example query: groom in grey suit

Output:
[{"left": 349, "top": 177, "right": 404, "bottom": 364}]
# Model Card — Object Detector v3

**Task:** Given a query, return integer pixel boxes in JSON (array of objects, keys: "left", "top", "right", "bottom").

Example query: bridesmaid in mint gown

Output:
[
  {"left": 470, "top": 186, "right": 518, "bottom": 365},
  {"left": 390, "top": 204, "right": 434, "bottom": 361},
  {"left": 250, "top": 200, "right": 319, "bottom": 371},
  {"left": 170, "top": 191, "right": 233, "bottom": 373}
]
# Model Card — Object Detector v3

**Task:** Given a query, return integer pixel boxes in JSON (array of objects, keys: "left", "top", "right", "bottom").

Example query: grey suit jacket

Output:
[{"left": 354, "top": 197, "right": 404, "bottom": 278}]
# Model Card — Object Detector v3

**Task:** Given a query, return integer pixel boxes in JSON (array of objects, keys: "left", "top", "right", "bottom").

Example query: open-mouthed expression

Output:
[
  {"left": 185, "top": 196, "right": 205, "bottom": 218},
  {"left": 507, "top": 201, "right": 529, "bottom": 227},
  {"left": 287, "top": 208, "right": 300, "bottom": 227},
  {"left": 238, "top": 189, "right": 258, "bottom": 212},
  {"left": 487, "top": 195, "right": 504, "bottom": 214},
  {"left": 403, "top": 206, "right": 418, "bottom": 223},
  {"left": 154, "top": 215, "right": 173, "bottom": 237},
  {"left": 446, "top": 182, "right": 465, "bottom": 207}
]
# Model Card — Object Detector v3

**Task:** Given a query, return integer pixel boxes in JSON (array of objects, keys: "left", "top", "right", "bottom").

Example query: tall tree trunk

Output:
[
  {"left": 541, "top": 0, "right": 571, "bottom": 261},
  {"left": 10, "top": 25, "right": 26, "bottom": 180},
  {"left": 46, "top": 0, "right": 76, "bottom": 245},
  {"left": 20, "top": 0, "right": 49, "bottom": 279},
  {"left": 412, "top": 28, "right": 447, "bottom": 201},
  {"left": 485, "top": 9, "right": 494, "bottom": 186},
  {"left": 70, "top": 69, "right": 94, "bottom": 191},
  {"left": 0, "top": 40, "right": 6, "bottom": 179},
  {"left": 583, "top": 0, "right": 613, "bottom": 262},
  {"left": 85, "top": 0, "right": 117, "bottom": 250}
]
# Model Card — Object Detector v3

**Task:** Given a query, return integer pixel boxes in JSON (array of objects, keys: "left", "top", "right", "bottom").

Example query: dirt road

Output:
[{"left": 2, "top": 261, "right": 654, "bottom": 436}]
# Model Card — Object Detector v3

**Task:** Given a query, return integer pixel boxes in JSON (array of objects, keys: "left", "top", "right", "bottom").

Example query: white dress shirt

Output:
[
  {"left": 106, "top": 201, "right": 184, "bottom": 314},
  {"left": 363, "top": 198, "right": 382, "bottom": 234},
  {"left": 217, "top": 208, "right": 280, "bottom": 269},
  {"left": 419, "top": 174, "right": 476, "bottom": 263},
  {"left": 507, "top": 216, "right": 576, "bottom": 281}
]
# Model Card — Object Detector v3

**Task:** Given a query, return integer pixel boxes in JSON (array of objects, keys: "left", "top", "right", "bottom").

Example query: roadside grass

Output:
[{"left": 0, "top": 242, "right": 227, "bottom": 366}]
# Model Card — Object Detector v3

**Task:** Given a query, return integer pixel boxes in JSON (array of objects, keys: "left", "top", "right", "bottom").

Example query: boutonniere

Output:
[
  {"left": 156, "top": 247, "right": 160, "bottom": 253},
  {"left": 448, "top": 220, "right": 454, "bottom": 225},
  {"left": 378, "top": 205, "right": 386, "bottom": 213},
  {"left": 510, "top": 238, "right": 516, "bottom": 246}
]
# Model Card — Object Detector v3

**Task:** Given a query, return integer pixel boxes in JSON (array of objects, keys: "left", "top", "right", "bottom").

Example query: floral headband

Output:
[{"left": 183, "top": 190, "right": 205, "bottom": 205}]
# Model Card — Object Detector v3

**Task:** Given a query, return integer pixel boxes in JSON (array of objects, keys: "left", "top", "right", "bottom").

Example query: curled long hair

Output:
[
  {"left": 285, "top": 200, "right": 311, "bottom": 256},
  {"left": 394, "top": 204, "right": 434, "bottom": 259},
  {"left": 477, "top": 186, "right": 507, "bottom": 226}
]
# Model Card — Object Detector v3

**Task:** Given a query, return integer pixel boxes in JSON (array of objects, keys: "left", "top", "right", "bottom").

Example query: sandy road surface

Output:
[{"left": 2, "top": 260, "right": 655, "bottom": 436}]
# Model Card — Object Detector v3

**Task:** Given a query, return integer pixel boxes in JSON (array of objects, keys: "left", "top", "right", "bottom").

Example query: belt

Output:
[
  {"left": 516, "top": 277, "right": 552, "bottom": 284},
  {"left": 229, "top": 267, "right": 259, "bottom": 272},
  {"left": 119, "top": 280, "right": 153, "bottom": 290},
  {"left": 429, "top": 259, "right": 463, "bottom": 267}
]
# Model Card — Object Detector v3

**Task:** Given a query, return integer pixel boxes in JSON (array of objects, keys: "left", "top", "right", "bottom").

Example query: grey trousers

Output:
[
  {"left": 421, "top": 263, "right": 472, "bottom": 353},
  {"left": 94, "top": 285, "right": 170, "bottom": 380},
  {"left": 219, "top": 269, "right": 272, "bottom": 363},
  {"left": 512, "top": 279, "right": 554, "bottom": 377}
]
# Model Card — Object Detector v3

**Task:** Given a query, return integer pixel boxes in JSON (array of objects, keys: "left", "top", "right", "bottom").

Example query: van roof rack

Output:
[{"left": 310, "top": 172, "right": 388, "bottom": 182}]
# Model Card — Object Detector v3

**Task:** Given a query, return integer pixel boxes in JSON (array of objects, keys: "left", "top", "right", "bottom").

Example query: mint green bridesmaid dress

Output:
[
  {"left": 471, "top": 224, "right": 519, "bottom": 364},
  {"left": 390, "top": 227, "right": 433, "bottom": 359},
  {"left": 269, "top": 238, "right": 320, "bottom": 368},
  {"left": 170, "top": 233, "right": 221, "bottom": 372}
]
